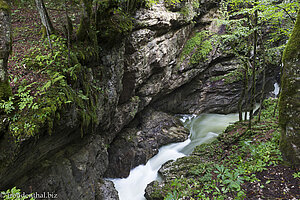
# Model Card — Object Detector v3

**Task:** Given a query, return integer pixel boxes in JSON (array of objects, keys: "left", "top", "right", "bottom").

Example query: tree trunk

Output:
[
  {"left": 0, "top": 0, "right": 12, "bottom": 100},
  {"left": 279, "top": 8, "right": 300, "bottom": 167},
  {"left": 248, "top": 5, "right": 258, "bottom": 129},
  {"left": 64, "top": 0, "right": 72, "bottom": 65},
  {"left": 258, "top": 36, "right": 266, "bottom": 122},
  {"left": 238, "top": 62, "right": 247, "bottom": 121},
  {"left": 244, "top": 61, "right": 249, "bottom": 121},
  {"left": 35, "top": 0, "right": 54, "bottom": 35},
  {"left": 76, "top": 0, "right": 94, "bottom": 42}
]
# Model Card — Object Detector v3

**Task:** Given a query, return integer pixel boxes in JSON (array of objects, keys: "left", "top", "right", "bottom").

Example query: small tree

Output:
[
  {"left": 217, "top": 0, "right": 299, "bottom": 127},
  {"left": 35, "top": 0, "right": 55, "bottom": 36}
]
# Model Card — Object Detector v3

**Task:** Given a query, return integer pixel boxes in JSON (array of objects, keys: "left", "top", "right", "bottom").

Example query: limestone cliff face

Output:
[
  {"left": 279, "top": 8, "right": 300, "bottom": 167},
  {"left": 0, "top": 1, "right": 279, "bottom": 199}
]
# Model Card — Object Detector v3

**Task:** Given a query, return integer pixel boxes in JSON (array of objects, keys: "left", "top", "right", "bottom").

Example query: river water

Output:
[{"left": 111, "top": 112, "right": 241, "bottom": 200}]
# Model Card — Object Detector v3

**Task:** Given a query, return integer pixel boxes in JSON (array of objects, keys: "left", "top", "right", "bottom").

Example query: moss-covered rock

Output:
[
  {"left": 279, "top": 8, "right": 300, "bottom": 167},
  {"left": 0, "top": 79, "right": 11, "bottom": 100},
  {"left": 0, "top": 0, "right": 10, "bottom": 12},
  {"left": 179, "top": 31, "right": 213, "bottom": 65}
]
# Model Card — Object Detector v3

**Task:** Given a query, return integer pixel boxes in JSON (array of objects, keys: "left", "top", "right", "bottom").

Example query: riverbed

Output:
[{"left": 111, "top": 112, "right": 241, "bottom": 200}]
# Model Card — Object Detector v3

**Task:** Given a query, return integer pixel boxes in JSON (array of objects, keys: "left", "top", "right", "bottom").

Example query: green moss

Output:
[
  {"left": 0, "top": 0, "right": 10, "bottom": 12},
  {"left": 209, "top": 68, "right": 244, "bottom": 84},
  {"left": 97, "top": 8, "right": 133, "bottom": 43},
  {"left": 279, "top": 8, "right": 300, "bottom": 166},
  {"left": 180, "top": 31, "right": 213, "bottom": 65},
  {"left": 40, "top": 26, "right": 47, "bottom": 38},
  {"left": 76, "top": 0, "right": 97, "bottom": 44},
  {"left": 282, "top": 8, "right": 300, "bottom": 63},
  {"left": 164, "top": 0, "right": 181, "bottom": 8},
  {"left": 3, "top": 36, "right": 101, "bottom": 142},
  {"left": 0, "top": 80, "right": 12, "bottom": 100}
]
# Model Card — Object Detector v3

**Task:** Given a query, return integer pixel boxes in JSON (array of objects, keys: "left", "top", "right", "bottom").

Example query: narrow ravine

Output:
[{"left": 111, "top": 112, "right": 241, "bottom": 200}]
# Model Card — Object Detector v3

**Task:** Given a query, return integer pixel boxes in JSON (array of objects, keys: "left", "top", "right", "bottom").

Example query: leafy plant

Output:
[
  {"left": 1, "top": 187, "right": 35, "bottom": 200},
  {"left": 1, "top": 33, "right": 101, "bottom": 141},
  {"left": 293, "top": 172, "right": 300, "bottom": 179},
  {"left": 165, "top": 190, "right": 181, "bottom": 200}
]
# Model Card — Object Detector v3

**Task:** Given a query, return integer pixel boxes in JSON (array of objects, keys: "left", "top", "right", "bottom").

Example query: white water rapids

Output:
[{"left": 110, "top": 112, "right": 241, "bottom": 200}]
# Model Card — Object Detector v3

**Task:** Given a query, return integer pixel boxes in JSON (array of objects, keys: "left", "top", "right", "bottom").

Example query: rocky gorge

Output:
[{"left": 0, "top": 0, "right": 290, "bottom": 199}]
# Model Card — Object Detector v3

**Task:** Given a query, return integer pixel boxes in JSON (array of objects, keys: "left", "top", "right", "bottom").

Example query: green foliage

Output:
[
  {"left": 293, "top": 172, "right": 300, "bottom": 179},
  {"left": 165, "top": 190, "right": 181, "bottom": 200},
  {"left": 1, "top": 187, "right": 35, "bottom": 200},
  {"left": 210, "top": 67, "right": 244, "bottom": 84},
  {"left": 1, "top": 34, "right": 101, "bottom": 141},
  {"left": 23, "top": 35, "right": 69, "bottom": 70},
  {"left": 150, "top": 99, "right": 284, "bottom": 199},
  {"left": 164, "top": 0, "right": 181, "bottom": 8},
  {"left": 189, "top": 161, "right": 214, "bottom": 178},
  {"left": 215, "top": 165, "right": 245, "bottom": 193},
  {"left": 180, "top": 31, "right": 212, "bottom": 65},
  {"left": 97, "top": 7, "right": 133, "bottom": 43},
  {"left": 214, "top": 0, "right": 299, "bottom": 84}
]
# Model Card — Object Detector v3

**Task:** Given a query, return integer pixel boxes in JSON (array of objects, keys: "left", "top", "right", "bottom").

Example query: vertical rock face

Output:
[
  {"left": 0, "top": 0, "right": 12, "bottom": 99},
  {"left": 279, "top": 8, "right": 300, "bottom": 167},
  {"left": 105, "top": 109, "right": 189, "bottom": 178}
]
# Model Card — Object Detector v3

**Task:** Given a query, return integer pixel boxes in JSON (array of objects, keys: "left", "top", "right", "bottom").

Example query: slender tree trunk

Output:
[
  {"left": 77, "top": 0, "right": 93, "bottom": 42},
  {"left": 0, "top": 0, "right": 12, "bottom": 100},
  {"left": 35, "top": 0, "right": 54, "bottom": 53},
  {"left": 238, "top": 89, "right": 244, "bottom": 121},
  {"left": 258, "top": 36, "right": 266, "bottom": 122},
  {"left": 244, "top": 61, "right": 249, "bottom": 121},
  {"left": 64, "top": 0, "right": 72, "bottom": 65},
  {"left": 249, "top": 4, "right": 258, "bottom": 129},
  {"left": 35, "top": 0, "right": 54, "bottom": 35},
  {"left": 243, "top": 15, "right": 252, "bottom": 122},
  {"left": 238, "top": 62, "right": 247, "bottom": 121}
]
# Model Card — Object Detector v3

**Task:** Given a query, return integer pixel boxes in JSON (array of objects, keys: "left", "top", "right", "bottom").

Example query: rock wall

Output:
[{"left": 105, "top": 109, "right": 189, "bottom": 178}]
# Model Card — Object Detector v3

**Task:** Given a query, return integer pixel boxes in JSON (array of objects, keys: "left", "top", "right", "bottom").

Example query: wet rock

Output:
[
  {"left": 104, "top": 109, "right": 189, "bottom": 178},
  {"left": 144, "top": 181, "right": 165, "bottom": 200},
  {"left": 154, "top": 57, "right": 279, "bottom": 114},
  {"left": 96, "top": 180, "right": 119, "bottom": 200},
  {"left": 1, "top": 133, "right": 109, "bottom": 200}
]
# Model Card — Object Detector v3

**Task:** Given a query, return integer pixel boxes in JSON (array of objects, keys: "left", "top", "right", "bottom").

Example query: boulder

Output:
[{"left": 105, "top": 109, "right": 189, "bottom": 178}]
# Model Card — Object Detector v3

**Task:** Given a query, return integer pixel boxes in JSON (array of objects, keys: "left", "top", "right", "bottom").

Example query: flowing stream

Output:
[{"left": 111, "top": 112, "right": 241, "bottom": 200}]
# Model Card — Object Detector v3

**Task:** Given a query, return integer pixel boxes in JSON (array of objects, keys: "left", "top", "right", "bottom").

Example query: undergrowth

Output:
[
  {"left": 1, "top": 35, "right": 100, "bottom": 142},
  {"left": 1, "top": 187, "right": 34, "bottom": 200},
  {"left": 150, "top": 98, "right": 288, "bottom": 199}
]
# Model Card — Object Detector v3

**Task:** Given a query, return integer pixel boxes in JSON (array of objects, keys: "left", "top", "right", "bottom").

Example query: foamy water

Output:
[{"left": 111, "top": 112, "right": 240, "bottom": 200}]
